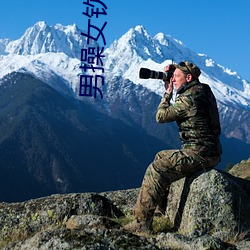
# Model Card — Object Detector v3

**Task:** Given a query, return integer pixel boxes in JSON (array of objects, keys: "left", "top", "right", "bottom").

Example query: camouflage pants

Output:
[{"left": 134, "top": 149, "right": 220, "bottom": 223}]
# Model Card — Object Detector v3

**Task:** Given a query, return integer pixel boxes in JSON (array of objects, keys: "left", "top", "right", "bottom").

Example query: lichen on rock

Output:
[{"left": 166, "top": 169, "right": 250, "bottom": 241}]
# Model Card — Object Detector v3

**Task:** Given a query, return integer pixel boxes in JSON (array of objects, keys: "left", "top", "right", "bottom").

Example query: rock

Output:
[
  {"left": 101, "top": 188, "right": 139, "bottom": 215},
  {"left": 165, "top": 169, "right": 250, "bottom": 241},
  {"left": 0, "top": 193, "right": 124, "bottom": 248},
  {"left": 229, "top": 158, "right": 250, "bottom": 180},
  {"left": 1, "top": 168, "right": 250, "bottom": 249},
  {"left": 235, "top": 240, "right": 250, "bottom": 250},
  {"left": 65, "top": 214, "right": 120, "bottom": 230},
  {"left": 4, "top": 228, "right": 163, "bottom": 250},
  {"left": 156, "top": 232, "right": 227, "bottom": 250}
]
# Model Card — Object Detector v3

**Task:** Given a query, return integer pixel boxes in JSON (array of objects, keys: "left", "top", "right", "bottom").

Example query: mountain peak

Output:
[
  {"left": 34, "top": 21, "right": 48, "bottom": 29},
  {"left": 104, "top": 25, "right": 164, "bottom": 77},
  {"left": 134, "top": 25, "right": 147, "bottom": 34},
  {"left": 4, "top": 21, "right": 96, "bottom": 58},
  {"left": 154, "top": 32, "right": 185, "bottom": 47},
  {"left": 54, "top": 22, "right": 79, "bottom": 34},
  {"left": 104, "top": 25, "right": 250, "bottom": 107}
]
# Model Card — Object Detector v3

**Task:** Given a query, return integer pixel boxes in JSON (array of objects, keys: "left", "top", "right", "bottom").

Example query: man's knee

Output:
[{"left": 153, "top": 150, "right": 176, "bottom": 170}]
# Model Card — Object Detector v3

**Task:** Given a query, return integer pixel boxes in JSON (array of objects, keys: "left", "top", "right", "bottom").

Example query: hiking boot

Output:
[{"left": 124, "top": 219, "right": 152, "bottom": 234}]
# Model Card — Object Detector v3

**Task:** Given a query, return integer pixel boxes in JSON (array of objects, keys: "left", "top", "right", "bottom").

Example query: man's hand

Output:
[{"left": 163, "top": 65, "right": 173, "bottom": 94}]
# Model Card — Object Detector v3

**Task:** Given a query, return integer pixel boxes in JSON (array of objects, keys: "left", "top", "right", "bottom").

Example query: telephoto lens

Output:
[
  {"left": 139, "top": 65, "right": 176, "bottom": 82},
  {"left": 139, "top": 68, "right": 167, "bottom": 80}
]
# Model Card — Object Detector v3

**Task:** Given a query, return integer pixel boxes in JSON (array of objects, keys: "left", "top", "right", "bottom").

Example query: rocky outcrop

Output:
[
  {"left": 1, "top": 169, "right": 250, "bottom": 249},
  {"left": 165, "top": 169, "right": 250, "bottom": 240},
  {"left": 229, "top": 158, "right": 250, "bottom": 180}
]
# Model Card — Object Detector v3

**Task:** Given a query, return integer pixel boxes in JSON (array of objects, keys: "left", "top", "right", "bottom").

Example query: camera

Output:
[{"left": 139, "top": 65, "right": 176, "bottom": 82}]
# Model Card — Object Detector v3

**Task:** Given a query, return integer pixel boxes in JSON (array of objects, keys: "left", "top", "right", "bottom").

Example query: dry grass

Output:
[{"left": 225, "top": 230, "right": 250, "bottom": 245}]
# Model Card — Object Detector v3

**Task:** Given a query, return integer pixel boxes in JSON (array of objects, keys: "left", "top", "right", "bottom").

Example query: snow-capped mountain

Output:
[
  {"left": 0, "top": 21, "right": 98, "bottom": 95},
  {"left": 0, "top": 21, "right": 250, "bottom": 146},
  {"left": 5, "top": 21, "right": 96, "bottom": 58},
  {"left": 105, "top": 25, "right": 250, "bottom": 110},
  {"left": 1, "top": 21, "right": 249, "bottom": 110}
]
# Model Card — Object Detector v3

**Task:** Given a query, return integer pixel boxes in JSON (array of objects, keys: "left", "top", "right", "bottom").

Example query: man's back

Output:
[{"left": 176, "top": 81, "right": 222, "bottom": 157}]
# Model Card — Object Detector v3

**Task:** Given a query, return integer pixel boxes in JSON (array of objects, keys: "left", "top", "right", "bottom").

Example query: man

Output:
[{"left": 124, "top": 61, "right": 222, "bottom": 233}]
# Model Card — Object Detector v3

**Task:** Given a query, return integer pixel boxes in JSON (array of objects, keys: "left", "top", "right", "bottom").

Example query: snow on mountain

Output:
[
  {"left": 5, "top": 21, "right": 97, "bottom": 58},
  {"left": 0, "top": 21, "right": 97, "bottom": 94},
  {"left": 104, "top": 25, "right": 250, "bottom": 110},
  {"left": 0, "top": 22, "right": 250, "bottom": 111},
  {"left": 0, "top": 52, "right": 81, "bottom": 95},
  {"left": 0, "top": 39, "right": 9, "bottom": 55}
]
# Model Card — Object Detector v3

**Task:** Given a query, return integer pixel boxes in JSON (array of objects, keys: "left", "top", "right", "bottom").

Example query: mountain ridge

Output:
[
  {"left": 0, "top": 72, "right": 170, "bottom": 202},
  {"left": 1, "top": 21, "right": 250, "bottom": 149},
  {"left": 104, "top": 25, "right": 250, "bottom": 110},
  {"left": 4, "top": 21, "right": 97, "bottom": 58},
  {"left": 1, "top": 21, "right": 249, "bottom": 109}
]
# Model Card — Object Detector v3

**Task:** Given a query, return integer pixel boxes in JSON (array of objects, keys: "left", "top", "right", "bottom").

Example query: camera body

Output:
[{"left": 139, "top": 65, "right": 176, "bottom": 82}]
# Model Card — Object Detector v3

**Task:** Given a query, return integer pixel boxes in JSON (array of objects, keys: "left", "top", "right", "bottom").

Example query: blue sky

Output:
[{"left": 1, "top": 0, "right": 250, "bottom": 81}]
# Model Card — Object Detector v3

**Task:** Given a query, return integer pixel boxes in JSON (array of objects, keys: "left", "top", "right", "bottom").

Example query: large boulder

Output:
[
  {"left": 165, "top": 169, "right": 250, "bottom": 241},
  {"left": 0, "top": 193, "right": 124, "bottom": 248}
]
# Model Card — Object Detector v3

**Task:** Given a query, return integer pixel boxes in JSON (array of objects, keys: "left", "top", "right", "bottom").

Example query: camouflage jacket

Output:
[{"left": 156, "top": 80, "right": 222, "bottom": 157}]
